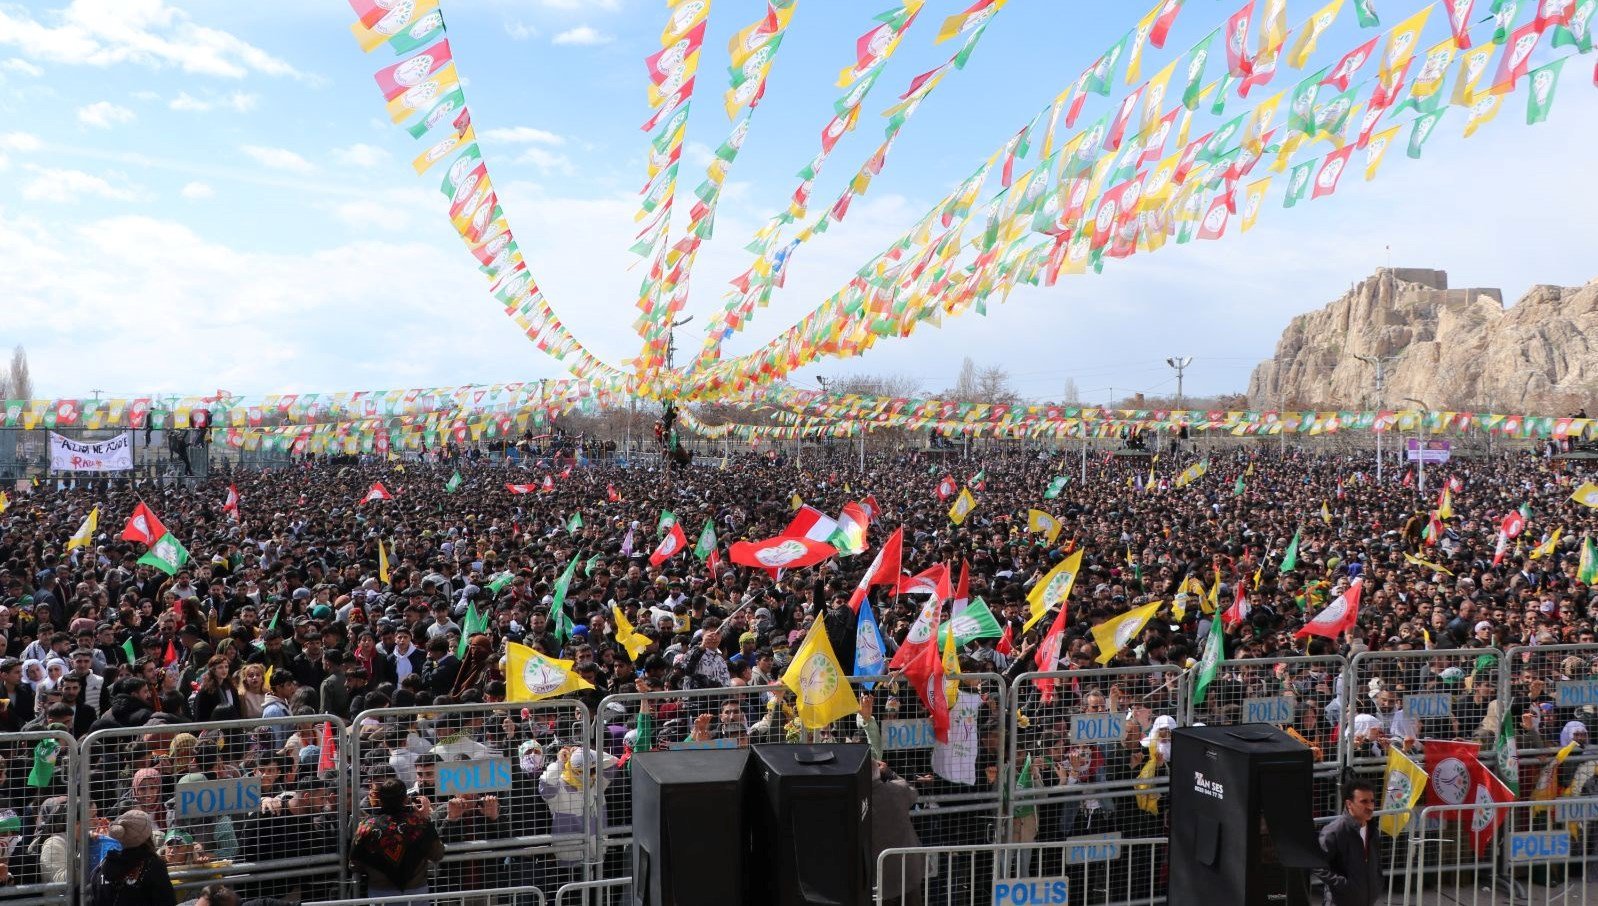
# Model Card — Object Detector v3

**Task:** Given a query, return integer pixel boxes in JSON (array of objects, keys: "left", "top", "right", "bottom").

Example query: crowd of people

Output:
[{"left": 0, "top": 435, "right": 1596, "bottom": 903}]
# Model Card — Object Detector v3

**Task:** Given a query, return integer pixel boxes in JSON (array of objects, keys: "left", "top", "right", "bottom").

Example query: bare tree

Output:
[
  {"left": 975, "top": 366, "right": 1019, "bottom": 406},
  {"left": 824, "top": 373, "right": 923, "bottom": 398},
  {"left": 1061, "top": 377, "right": 1083, "bottom": 406},
  {"left": 8, "top": 346, "right": 30, "bottom": 400}
]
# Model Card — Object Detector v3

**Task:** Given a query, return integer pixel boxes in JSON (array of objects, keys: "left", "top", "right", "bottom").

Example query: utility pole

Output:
[
  {"left": 1405, "top": 397, "right": 1431, "bottom": 497},
  {"left": 663, "top": 315, "right": 693, "bottom": 491},
  {"left": 1355, "top": 354, "right": 1396, "bottom": 481},
  {"left": 1166, "top": 357, "right": 1193, "bottom": 410}
]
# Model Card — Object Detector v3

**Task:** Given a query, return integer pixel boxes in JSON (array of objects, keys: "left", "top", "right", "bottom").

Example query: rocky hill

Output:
[{"left": 1247, "top": 268, "right": 1598, "bottom": 412}]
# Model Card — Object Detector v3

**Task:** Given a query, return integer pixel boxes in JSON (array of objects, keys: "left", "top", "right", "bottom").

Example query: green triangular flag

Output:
[
  {"left": 1280, "top": 528, "right": 1302, "bottom": 573},
  {"left": 694, "top": 520, "right": 718, "bottom": 562},
  {"left": 553, "top": 603, "right": 575, "bottom": 648},
  {"left": 457, "top": 602, "right": 489, "bottom": 658},
  {"left": 487, "top": 571, "right": 515, "bottom": 596},
  {"left": 938, "top": 597, "right": 1004, "bottom": 647},
  {"left": 445, "top": 470, "right": 462, "bottom": 493},
  {"left": 567, "top": 512, "right": 584, "bottom": 534},
  {"left": 137, "top": 532, "right": 190, "bottom": 577},
  {"left": 1044, "top": 476, "right": 1069, "bottom": 500},
  {"left": 657, "top": 509, "right": 677, "bottom": 537},
  {"left": 585, "top": 553, "right": 602, "bottom": 577},
  {"left": 1234, "top": 475, "right": 1246, "bottom": 496},
  {"left": 121, "top": 637, "right": 136, "bottom": 665},
  {"left": 1354, "top": 0, "right": 1380, "bottom": 27},
  {"left": 27, "top": 737, "right": 59, "bottom": 788},
  {"left": 1193, "top": 616, "right": 1226, "bottom": 705}
]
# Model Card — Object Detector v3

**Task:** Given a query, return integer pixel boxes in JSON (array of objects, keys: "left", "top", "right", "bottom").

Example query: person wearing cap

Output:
[{"left": 88, "top": 809, "right": 175, "bottom": 906}]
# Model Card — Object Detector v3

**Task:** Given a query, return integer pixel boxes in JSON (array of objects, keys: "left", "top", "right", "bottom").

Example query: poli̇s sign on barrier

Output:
[
  {"left": 174, "top": 777, "right": 263, "bottom": 819},
  {"left": 992, "top": 877, "right": 1070, "bottom": 905}
]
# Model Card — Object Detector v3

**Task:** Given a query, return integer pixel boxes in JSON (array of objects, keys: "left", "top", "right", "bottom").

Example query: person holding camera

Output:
[{"left": 350, "top": 778, "right": 444, "bottom": 903}]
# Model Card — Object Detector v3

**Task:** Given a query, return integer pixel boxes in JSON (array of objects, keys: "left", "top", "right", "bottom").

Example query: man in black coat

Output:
[{"left": 1316, "top": 779, "right": 1381, "bottom": 906}]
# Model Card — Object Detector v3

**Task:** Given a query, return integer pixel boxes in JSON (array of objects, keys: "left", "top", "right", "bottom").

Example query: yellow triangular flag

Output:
[
  {"left": 1090, "top": 599, "right": 1164, "bottom": 665},
  {"left": 949, "top": 488, "right": 977, "bottom": 525},
  {"left": 506, "top": 641, "right": 593, "bottom": 702},
  {"left": 1403, "top": 552, "right": 1453, "bottom": 576},
  {"left": 66, "top": 507, "right": 98, "bottom": 551},
  {"left": 378, "top": 539, "right": 391, "bottom": 585},
  {"left": 780, "top": 621, "right": 859, "bottom": 730},
  {"left": 1530, "top": 527, "right": 1563, "bottom": 560},
  {"left": 611, "top": 604, "right": 651, "bottom": 661},
  {"left": 0, "top": 491, "right": 8, "bottom": 513},
  {"left": 1027, "top": 509, "right": 1062, "bottom": 543},
  {"left": 1378, "top": 745, "right": 1429, "bottom": 837},
  {"left": 1322, "top": 501, "right": 1333, "bottom": 525},
  {"left": 790, "top": 493, "right": 803, "bottom": 511},
  {"left": 1025, "top": 549, "right": 1083, "bottom": 631}
]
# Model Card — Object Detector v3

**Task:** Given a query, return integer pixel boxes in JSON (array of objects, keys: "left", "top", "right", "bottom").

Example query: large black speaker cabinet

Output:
[
  {"left": 1169, "top": 724, "right": 1326, "bottom": 906},
  {"left": 748, "top": 744, "right": 872, "bottom": 906},
  {"left": 630, "top": 748, "right": 752, "bottom": 906}
]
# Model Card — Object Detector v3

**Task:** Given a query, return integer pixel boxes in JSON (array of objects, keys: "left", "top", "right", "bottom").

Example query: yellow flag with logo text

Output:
[
  {"left": 1571, "top": 482, "right": 1598, "bottom": 509},
  {"left": 1025, "top": 549, "right": 1083, "bottom": 631},
  {"left": 1091, "top": 599, "right": 1164, "bottom": 665},
  {"left": 1379, "top": 746, "right": 1429, "bottom": 837},
  {"left": 1027, "top": 509, "right": 1062, "bottom": 543},
  {"left": 949, "top": 488, "right": 977, "bottom": 525},
  {"left": 67, "top": 507, "right": 98, "bottom": 551},
  {"left": 506, "top": 641, "right": 592, "bottom": 702},
  {"left": 781, "top": 621, "right": 859, "bottom": 729}
]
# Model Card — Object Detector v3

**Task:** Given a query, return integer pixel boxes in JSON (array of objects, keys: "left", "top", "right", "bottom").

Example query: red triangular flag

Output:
[
  {"left": 607, "top": 484, "right": 622, "bottom": 503},
  {"left": 1033, "top": 601, "right": 1072, "bottom": 703},
  {"left": 1221, "top": 584, "right": 1251, "bottom": 628},
  {"left": 903, "top": 629, "right": 950, "bottom": 743},
  {"left": 650, "top": 522, "right": 688, "bottom": 567},
  {"left": 162, "top": 639, "right": 178, "bottom": 667},
  {"left": 995, "top": 622, "right": 1014, "bottom": 656},
  {"left": 121, "top": 502, "right": 168, "bottom": 546},
  {"left": 847, "top": 527, "right": 903, "bottom": 612},
  {"left": 888, "top": 579, "right": 947, "bottom": 671},
  {"left": 362, "top": 482, "right": 392, "bottom": 503},
  {"left": 222, "top": 484, "right": 240, "bottom": 519},
  {"left": 318, "top": 721, "right": 337, "bottom": 774}
]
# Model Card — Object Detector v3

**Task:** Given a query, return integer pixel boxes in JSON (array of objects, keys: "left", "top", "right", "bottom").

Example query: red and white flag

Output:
[
  {"left": 1033, "top": 602, "right": 1072, "bottom": 703},
  {"left": 782, "top": 505, "right": 841, "bottom": 544},
  {"left": 121, "top": 502, "right": 167, "bottom": 546},
  {"left": 222, "top": 484, "right": 240, "bottom": 520},
  {"left": 847, "top": 526, "right": 904, "bottom": 611},
  {"left": 363, "top": 482, "right": 393, "bottom": 503},
  {"left": 1294, "top": 578, "right": 1362, "bottom": 638},
  {"left": 860, "top": 495, "right": 881, "bottom": 521},
  {"left": 729, "top": 535, "right": 837, "bottom": 578},
  {"left": 951, "top": 559, "right": 971, "bottom": 618},
  {"left": 607, "top": 484, "right": 622, "bottom": 503},
  {"left": 318, "top": 721, "right": 338, "bottom": 774},
  {"left": 649, "top": 522, "right": 688, "bottom": 567},
  {"left": 1221, "top": 584, "right": 1251, "bottom": 628},
  {"left": 902, "top": 623, "right": 950, "bottom": 742},
  {"left": 935, "top": 475, "right": 957, "bottom": 501},
  {"left": 541, "top": 475, "right": 556, "bottom": 492},
  {"left": 505, "top": 483, "right": 538, "bottom": 494}
]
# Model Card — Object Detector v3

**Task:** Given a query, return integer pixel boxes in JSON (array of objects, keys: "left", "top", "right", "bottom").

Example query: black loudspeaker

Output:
[
  {"left": 748, "top": 744, "right": 872, "bottom": 906},
  {"left": 1169, "top": 724, "right": 1326, "bottom": 906},
  {"left": 630, "top": 749, "right": 752, "bottom": 906}
]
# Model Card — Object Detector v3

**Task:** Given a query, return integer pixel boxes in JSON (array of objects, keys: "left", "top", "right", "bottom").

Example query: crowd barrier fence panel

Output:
[
  {"left": 1344, "top": 648, "right": 1506, "bottom": 771},
  {"left": 303, "top": 885, "right": 546, "bottom": 906},
  {"left": 877, "top": 837, "right": 1170, "bottom": 906},
  {"left": 552, "top": 875, "right": 633, "bottom": 906},
  {"left": 349, "top": 700, "right": 593, "bottom": 897},
  {"left": 1501, "top": 643, "right": 1598, "bottom": 760},
  {"left": 1400, "top": 797, "right": 1598, "bottom": 905},
  {"left": 77, "top": 714, "right": 350, "bottom": 901},
  {"left": 0, "top": 730, "right": 77, "bottom": 906}
]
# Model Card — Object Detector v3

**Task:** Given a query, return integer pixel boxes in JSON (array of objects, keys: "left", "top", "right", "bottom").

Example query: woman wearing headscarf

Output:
[
  {"left": 88, "top": 810, "right": 176, "bottom": 906},
  {"left": 450, "top": 634, "right": 494, "bottom": 696},
  {"left": 349, "top": 778, "right": 442, "bottom": 902}
]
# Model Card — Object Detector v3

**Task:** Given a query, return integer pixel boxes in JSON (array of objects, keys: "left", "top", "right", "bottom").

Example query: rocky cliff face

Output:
[{"left": 1247, "top": 268, "right": 1598, "bottom": 412}]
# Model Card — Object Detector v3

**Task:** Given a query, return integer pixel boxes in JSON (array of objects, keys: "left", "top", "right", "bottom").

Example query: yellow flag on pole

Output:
[
  {"left": 1530, "top": 527, "right": 1563, "bottom": 560},
  {"left": 506, "top": 641, "right": 593, "bottom": 702},
  {"left": 378, "top": 539, "right": 391, "bottom": 585},
  {"left": 1571, "top": 482, "right": 1598, "bottom": 509},
  {"left": 1090, "top": 599, "right": 1164, "bottom": 665},
  {"left": 67, "top": 507, "right": 98, "bottom": 551},
  {"left": 611, "top": 604, "right": 652, "bottom": 661},
  {"left": 1027, "top": 509, "right": 1062, "bottom": 543},
  {"left": 949, "top": 488, "right": 977, "bottom": 525},
  {"left": 1026, "top": 549, "right": 1083, "bottom": 631},
  {"left": 1379, "top": 745, "right": 1429, "bottom": 837},
  {"left": 781, "top": 620, "right": 859, "bottom": 729},
  {"left": 1403, "top": 552, "right": 1453, "bottom": 575}
]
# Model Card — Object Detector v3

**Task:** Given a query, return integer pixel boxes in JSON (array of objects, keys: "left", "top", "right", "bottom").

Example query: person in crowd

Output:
[
  {"left": 1317, "top": 780, "right": 1381, "bottom": 906},
  {"left": 350, "top": 778, "right": 443, "bottom": 902},
  {"left": 89, "top": 810, "right": 176, "bottom": 906}
]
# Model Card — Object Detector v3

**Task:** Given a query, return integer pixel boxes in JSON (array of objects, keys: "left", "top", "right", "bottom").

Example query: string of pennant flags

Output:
[{"left": 339, "top": 0, "right": 1596, "bottom": 406}]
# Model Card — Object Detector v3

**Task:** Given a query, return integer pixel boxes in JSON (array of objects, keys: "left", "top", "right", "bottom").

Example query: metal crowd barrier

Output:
[
  {"left": 305, "top": 885, "right": 547, "bottom": 906},
  {"left": 1344, "top": 648, "right": 1506, "bottom": 772},
  {"left": 0, "top": 730, "right": 77, "bottom": 906},
  {"left": 1399, "top": 796, "right": 1598, "bottom": 904},
  {"left": 877, "top": 837, "right": 1170, "bottom": 906},
  {"left": 553, "top": 875, "right": 633, "bottom": 906},
  {"left": 77, "top": 714, "right": 350, "bottom": 901},
  {"left": 349, "top": 700, "right": 593, "bottom": 896}
]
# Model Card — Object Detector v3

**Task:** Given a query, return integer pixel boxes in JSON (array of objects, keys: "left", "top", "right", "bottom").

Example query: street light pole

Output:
[
  {"left": 1166, "top": 356, "right": 1193, "bottom": 411},
  {"left": 1355, "top": 355, "right": 1394, "bottom": 482},
  {"left": 1404, "top": 397, "right": 1430, "bottom": 497}
]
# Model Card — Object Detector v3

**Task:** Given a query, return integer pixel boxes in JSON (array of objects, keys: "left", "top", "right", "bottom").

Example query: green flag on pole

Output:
[
  {"left": 457, "top": 603, "right": 489, "bottom": 658},
  {"left": 445, "top": 470, "right": 462, "bottom": 493},
  {"left": 1280, "top": 528, "right": 1302, "bottom": 573},
  {"left": 694, "top": 520, "right": 718, "bottom": 562},
  {"left": 121, "top": 637, "right": 136, "bottom": 665},
  {"left": 567, "top": 512, "right": 584, "bottom": 534},
  {"left": 1193, "top": 616, "right": 1226, "bottom": 705},
  {"left": 137, "top": 533, "right": 190, "bottom": 577},
  {"left": 26, "top": 737, "right": 59, "bottom": 788},
  {"left": 1044, "top": 476, "right": 1069, "bottom": 499},
  {"left": 657, "top": 510, "right": 677, "bottom": 537},
  {"left": 550, "top": 555, "right": 579, "bottom": 645},
  {"left": 585, "top": 553, "right": 603, "bottom": 577},
  {"left": 938, "top": 597, "right": 1005, "bottom": 647}
]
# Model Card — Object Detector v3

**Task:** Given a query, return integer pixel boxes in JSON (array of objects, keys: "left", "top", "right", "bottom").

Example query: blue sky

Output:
[{"left": 1, "top": 0, "right": 1594, "bottom": 404}]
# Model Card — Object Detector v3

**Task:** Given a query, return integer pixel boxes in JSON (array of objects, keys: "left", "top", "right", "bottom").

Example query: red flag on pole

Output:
[{"left": 121, "top": 502, "right": 168, "bottom": 546}]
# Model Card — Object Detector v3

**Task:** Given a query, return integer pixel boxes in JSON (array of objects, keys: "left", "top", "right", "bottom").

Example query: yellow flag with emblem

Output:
[
  {"left": 611, "top": 604, "right": 652, "bottom": 661},
  {"left": 1090, "top": 599, "right": 1164, "bottom": 665},
  {"left": 506, "top": 641, "right": 593, "bottom": 702},
  {"left": 1530, "top": 527, "right": 1563, "bottom": 560},
  {"left": 790, "top": 493, "right": 804, "bottom": 511},
  {"left": 1571, "top": 482, "right": 1598, "bottom": 509},
  {"left": 780, "top": 621, "right": 859, "bottom": 730},
  {"left": 1404, "top": 552, "right": 1452, "bottom": 576},
  {"left": 949, "top": 488, "right": 977, "bottom": 525},
  {"left": 378, "top": 539, "right": 391, "bottom": 585},
  {"left": 1025, "top": 549, "right": 1083, "bottom": 631},
  {"left": 1173, "top": 459, "right": 1208, "bottom": 489},
  {"left": 66, "top": 507, "right": 98, "bottom": 551},
  {"left": 1027, "top": 509, "right": 1062, "bottom": 543},
  {"left": 1379, "top": 746, "right": 1429, "bottom": 837}
]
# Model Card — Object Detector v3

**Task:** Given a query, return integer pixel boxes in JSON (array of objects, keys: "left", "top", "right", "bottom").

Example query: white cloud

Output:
[
  {"left": 169, "top": 90, "right": 257, "bottom": 113},
  {"left": 552, "top": 26, "right": 611, "bottom": 46},
  {"left": 76, "top": 100, "right": 134, "bottom": 128},
  {"left": 331, "top": 143, "right": 390, "bottom": 168},
  {"left": 239, "top": 145, "right": 316, "bottom": 174},
  {"left": 331, "top": 200, "right": 412, "bottom": 232},
  {"left": 0, "top": 131, "right": 41, "bottom": 152},
  {"left": 0, "top": 0, "right": 308, "bottom": 80},
  {"left": 503, "top": 20, "right": 536, "bottom": 41},
  {"left": 480, "top": 126, "right": 565, "bottom": 146},
  {"left": 0, "top": 57, "right": 42, "bottom": 77},
  {"left": 514, "top": 147, "right": 575, "bottom": 176},
  {"left": 179, "top": 181, "right": 212, "bottom": 200},
  {"left": 19, "top": 165, "right": 141, "bottom": 202}
]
